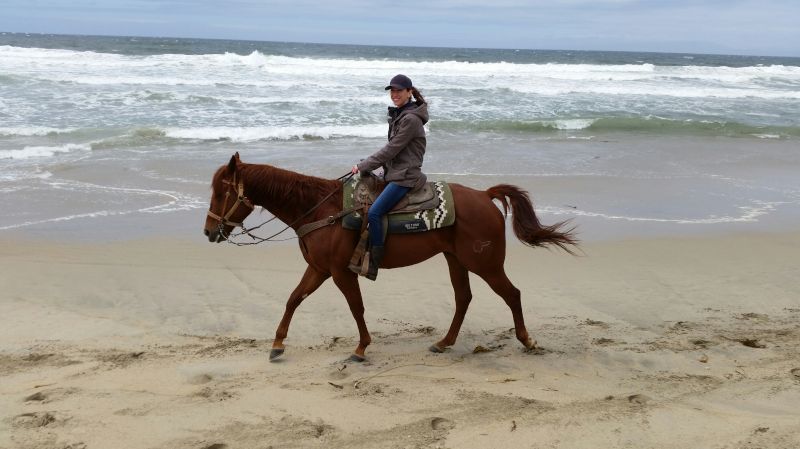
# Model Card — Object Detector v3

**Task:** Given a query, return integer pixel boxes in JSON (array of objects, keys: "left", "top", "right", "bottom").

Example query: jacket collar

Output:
[{"left": 388, "top": 100, "right": 417, "bottom": 120}]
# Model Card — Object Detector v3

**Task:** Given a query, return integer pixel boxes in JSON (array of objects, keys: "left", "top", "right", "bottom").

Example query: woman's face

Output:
[{"left": 389, "top": 88, "right": 412, "bottom": 107}]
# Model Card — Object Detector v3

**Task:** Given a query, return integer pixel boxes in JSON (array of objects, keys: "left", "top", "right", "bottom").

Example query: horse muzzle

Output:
[{"left": 204, "top": 227, "right": 227, "bottom": 243}]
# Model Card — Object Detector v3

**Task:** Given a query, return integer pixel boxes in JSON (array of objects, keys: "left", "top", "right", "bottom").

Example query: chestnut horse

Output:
[{"left": 204, "top": 153, "right": 577, "bottom": 361}]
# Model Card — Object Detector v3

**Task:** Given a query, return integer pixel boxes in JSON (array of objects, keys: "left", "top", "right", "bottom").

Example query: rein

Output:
[{"left": 210, "top": 172, "right": 355, "bottom": 246}]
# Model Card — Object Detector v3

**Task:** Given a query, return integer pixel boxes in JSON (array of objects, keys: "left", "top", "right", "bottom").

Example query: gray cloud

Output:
[{"left": 1, "top": 0, "right": 798, "bottom": 56}]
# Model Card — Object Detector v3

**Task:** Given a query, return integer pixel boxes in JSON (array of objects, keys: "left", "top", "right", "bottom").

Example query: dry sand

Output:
[{"left": 1, "top": 232, "right": 799, "bottom": 449}]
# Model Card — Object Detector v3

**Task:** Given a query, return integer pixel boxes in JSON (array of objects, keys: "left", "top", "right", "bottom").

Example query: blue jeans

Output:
[{"left": 368, "top": 182, "right": 410, "bottom": 247}]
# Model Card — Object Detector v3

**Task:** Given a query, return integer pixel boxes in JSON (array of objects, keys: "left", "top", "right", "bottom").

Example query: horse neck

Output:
[{"left": 241, "top": 164, "right": 339, "bottom": 227}]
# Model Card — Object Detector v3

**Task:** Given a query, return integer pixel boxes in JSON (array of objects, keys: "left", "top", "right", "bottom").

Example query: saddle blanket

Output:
[{"left": 342, "top": 174, "right": 456, "bottom": 234}]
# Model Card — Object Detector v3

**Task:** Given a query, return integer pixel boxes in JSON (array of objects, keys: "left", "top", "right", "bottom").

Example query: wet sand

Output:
[
  {"left": 4, "top": 134, "right": 800, "bottom": 244},
  {"left": 1, "top": 232, "right": 799, "bottom": 448}
]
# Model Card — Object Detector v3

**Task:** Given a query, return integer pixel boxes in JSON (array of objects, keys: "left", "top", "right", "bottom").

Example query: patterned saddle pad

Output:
[{"left": 342, "top": 174, "right": 456, "bottom": 234}]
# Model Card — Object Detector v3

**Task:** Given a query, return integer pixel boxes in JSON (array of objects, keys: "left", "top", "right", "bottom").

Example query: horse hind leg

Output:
[
  {"left": 430, "top": 253, "right": 473, "bottom": 353},
  {"left": 477, "top": 269, "right": 536, "bottom": 350},
  {"left": 271, "top": 265, "right": 330, "bottom": 361}
]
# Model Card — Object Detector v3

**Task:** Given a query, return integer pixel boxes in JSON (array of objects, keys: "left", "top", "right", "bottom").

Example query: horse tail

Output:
[{"left": 486, "top": 184, "right": 578, "bottom": 254}]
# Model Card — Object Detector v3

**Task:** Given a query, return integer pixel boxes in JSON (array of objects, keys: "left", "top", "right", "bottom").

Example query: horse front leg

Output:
[
  {"left": 331, "top": 269, "right": 372, "bottom": 362},
  {"left": 270, "top": 265, "right": 330, "bottom": 361},
  {"left": 430, "top": 253, "right": 473, "bottom": 353}
]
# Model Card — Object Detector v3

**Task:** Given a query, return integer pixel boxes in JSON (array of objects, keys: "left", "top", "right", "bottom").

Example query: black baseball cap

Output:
[{"left": 385, "top": 74, "right": 413, "bottom": 90}]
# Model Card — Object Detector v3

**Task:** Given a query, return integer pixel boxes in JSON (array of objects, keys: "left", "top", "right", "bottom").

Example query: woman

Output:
[{"left": 350, "top": 74, "right": 429, "bottom": 280}]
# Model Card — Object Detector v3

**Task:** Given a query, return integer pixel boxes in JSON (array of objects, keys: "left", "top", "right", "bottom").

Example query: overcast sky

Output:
[{"left": 2, "top": 0, "right": 799, "bottom": 56}]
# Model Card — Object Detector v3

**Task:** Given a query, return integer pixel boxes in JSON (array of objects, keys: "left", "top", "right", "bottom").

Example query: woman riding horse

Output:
[{"left": 351, "top": 74, "right": 428, "bottom": 281}]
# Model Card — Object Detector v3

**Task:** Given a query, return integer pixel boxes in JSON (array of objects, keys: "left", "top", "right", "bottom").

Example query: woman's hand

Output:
[{"left": 351, "top": 165, "right": 359, "bottom": 174}]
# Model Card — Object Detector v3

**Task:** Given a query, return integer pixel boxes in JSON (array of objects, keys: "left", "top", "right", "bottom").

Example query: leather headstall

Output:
[{"left": 207, "top": 176, "right": 254, "bottom": 229}]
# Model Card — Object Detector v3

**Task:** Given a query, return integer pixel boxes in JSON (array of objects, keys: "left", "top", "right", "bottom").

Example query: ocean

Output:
[{"left": 1, "top": 33, "right": 799, "bottom": 241}]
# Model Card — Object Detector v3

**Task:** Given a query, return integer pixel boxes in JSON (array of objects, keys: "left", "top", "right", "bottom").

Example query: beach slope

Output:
[{"left": 1, "top": 233, "right": 799, "bottom": 449}]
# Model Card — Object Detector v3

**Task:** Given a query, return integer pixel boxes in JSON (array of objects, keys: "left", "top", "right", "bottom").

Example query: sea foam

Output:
[
  {"left": 0, "top": 143, "right": 91, "bottom": 160},
  {"left": 3, "top": 46, "right": 798, "bottom": 101},
  {"left": 0, "top": 127, "right": 76, "bottom": 137},
  {"left": 163, "top": 125, "right": 386, "bottom": 142}
]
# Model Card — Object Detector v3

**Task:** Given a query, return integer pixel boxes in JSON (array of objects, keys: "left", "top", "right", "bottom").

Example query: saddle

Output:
[
  {"left": 342, "top": 173, "right": 456, "bottom": 234},
  {"left": 343, "top": 173, "right": 456, "bottom": 276},
  {"left": 353, "top": 175, "right": 440, "bottom": 214}
]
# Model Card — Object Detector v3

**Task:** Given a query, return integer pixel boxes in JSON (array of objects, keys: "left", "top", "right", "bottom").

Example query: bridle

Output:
[
  {"left": 206, "top": 171, "right": 357, "bottom": 245},
  {"left": 207, "top": 174, "right": 255, "bottom": 230}
]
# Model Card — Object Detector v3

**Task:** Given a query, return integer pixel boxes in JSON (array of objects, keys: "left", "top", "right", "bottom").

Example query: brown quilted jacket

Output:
[{"left": 357, "top": 101, "right": 429, "bottom": 190}]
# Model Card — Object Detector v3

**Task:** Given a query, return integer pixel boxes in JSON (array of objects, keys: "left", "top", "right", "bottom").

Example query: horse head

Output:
[{"left": 204, "top": 152, "right": 255, "bottom": 242}]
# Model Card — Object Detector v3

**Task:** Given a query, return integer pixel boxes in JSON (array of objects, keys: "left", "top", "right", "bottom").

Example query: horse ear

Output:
[{"left": 227, "top": 154, "right": 238, "bottom": 174}]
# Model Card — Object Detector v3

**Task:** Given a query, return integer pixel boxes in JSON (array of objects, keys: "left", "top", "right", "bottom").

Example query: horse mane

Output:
[{"left": 239, "top": 163, "right": 340, "bottom": 215}]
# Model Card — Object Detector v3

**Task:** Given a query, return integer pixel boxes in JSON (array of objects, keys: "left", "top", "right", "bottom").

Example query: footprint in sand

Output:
[
  {"left": 22, "top": 387, "right": 77, "bottom": 404},
  {"left": 738, "top": 313, "right": 769, "bottom": 321},
  {"left": 592, "top": 338, "right": 620, "bottom": 346},
  {"left": 430, "top": 417, "right": 455, "bottom": 431},
  {"left": 627, "top": 394, "right": 651, "bottom": 405},
  {"left": 114, "top": 406, "right": 155, "bottom": 417},
  {"left": 60, "top": 443, "right": 87, "bottom": 449},
  {"left": 691, "top": 339, "right": 712, "bottom": 349},
  {"left": 582, "top": 319, "right": 610, "bottom": 329},
  {"left": 188, "top": 373, "right": 214, "bottom": 384},
  {"left": 193, "top": 387, "right": 235, "bottom": 402},
  {"left": 97, "top": 351, "right": 146, "bottom": 368},
  {"left": 738, "top": 339, "right": 766, "bottom": 349},
  {"left": 201, "top": 444, "right": 227, "bottom": 449},
  {"left": 24, "top": 391, "right": 47, "bottom": 402},
  {"left": 791, "top": 368, "right": 800, "bottom": 380},
  {"left": 12, "top": 411, "right": 57, "bottom": 428}
]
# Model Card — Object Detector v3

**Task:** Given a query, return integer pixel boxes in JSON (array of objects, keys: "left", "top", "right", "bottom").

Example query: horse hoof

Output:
[
  {"left": 348, "top": 353, "right": 366, "bottom": 363},
  {"left": 523, "top": 339, "right": 539, "bottom": 352},
  {"left": 269, "top": 348, "right": 285, "bottom": 361},
  {"left": 429, "top": 344, "right": 446, "bottom": 353}
]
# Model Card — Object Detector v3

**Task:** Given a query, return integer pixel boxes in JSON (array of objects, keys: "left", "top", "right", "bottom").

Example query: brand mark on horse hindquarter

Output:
[{"left": 473, "top": 240, "right": 492, "bottom": 253}]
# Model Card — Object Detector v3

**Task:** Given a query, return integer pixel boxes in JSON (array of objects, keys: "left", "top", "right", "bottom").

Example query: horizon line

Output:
[{"left": 2, "top": 30, "right": 799, "bottom": 60}]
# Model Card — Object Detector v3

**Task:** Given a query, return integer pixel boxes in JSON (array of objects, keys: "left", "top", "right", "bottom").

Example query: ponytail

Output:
[{"left": 411, "top": 87, "right": 425, "bottom": 104}]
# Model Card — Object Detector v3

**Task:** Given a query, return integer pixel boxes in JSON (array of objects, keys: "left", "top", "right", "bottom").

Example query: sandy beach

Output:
[{"left": 2, "top": 231, "right": 799, "bottom": 449}]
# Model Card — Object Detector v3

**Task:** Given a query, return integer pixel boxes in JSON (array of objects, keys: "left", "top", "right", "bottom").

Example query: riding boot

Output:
[{"left": 364, "top": 245, "right": 385, "bottom": 281}]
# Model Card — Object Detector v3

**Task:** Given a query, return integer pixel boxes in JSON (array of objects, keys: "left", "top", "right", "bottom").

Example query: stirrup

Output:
[{"left": 348, "top": 230, "right": 369, "bottom": 275}]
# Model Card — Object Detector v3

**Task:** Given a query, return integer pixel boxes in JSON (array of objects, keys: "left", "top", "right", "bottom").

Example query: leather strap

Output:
[
  {"left": 295, "top": 205, "right": 363, "bottom": 238},
  {"left": 207, "top": 179, "right": 254, "bottom": 228}
]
